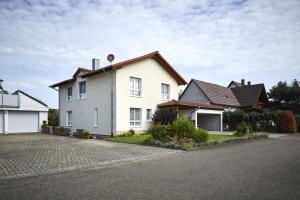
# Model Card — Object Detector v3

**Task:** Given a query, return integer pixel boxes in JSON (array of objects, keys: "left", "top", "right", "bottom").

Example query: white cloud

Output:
[{"left": 0, "top": 0, "right": 299, "bottom": 108}]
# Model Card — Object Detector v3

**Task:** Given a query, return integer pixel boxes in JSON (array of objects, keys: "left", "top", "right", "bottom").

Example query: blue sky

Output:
[{"left": 0, "top": 0, "right": 300, "bottom": 108}]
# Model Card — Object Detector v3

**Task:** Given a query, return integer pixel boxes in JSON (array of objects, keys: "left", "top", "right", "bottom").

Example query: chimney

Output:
[
  {"left": 247, "top": 81, "right": 251, "bottom": 85},
  {"left": 92, "top": 58, "right": 100, "bottom": 70},
  {"left": 241, "top": 79, "right": 245, "bottom": 85}
]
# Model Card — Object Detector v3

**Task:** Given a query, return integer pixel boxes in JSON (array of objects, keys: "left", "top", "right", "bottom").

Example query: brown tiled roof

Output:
[
  {"left": 157, "top": 99, "right": 224, "bottom": 110},
  {"left": 49, "top": 67, "right": 91, "bottom": 88},
  {"left": 192, "top": 79, "right": 240, "bottom": 107},
  {"left": 231, "top": 84, "right": 266, "bottom": 107},
  {"left": 81, "top": 51, "right": 187, "bottom": 85},
  {"left": 228, "top": 81, "right": 242, "bottom": 87}
]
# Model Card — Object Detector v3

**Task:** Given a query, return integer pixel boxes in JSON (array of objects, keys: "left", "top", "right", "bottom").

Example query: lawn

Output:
[
  {"left": 108, "top": 134, "right": 234, "bottom": 145},
  {"left": 108, "top": 134, "right": 152, "bottom": 144},
  {"left": 207, "top": 134, "right": 235, "bottom": 142}
]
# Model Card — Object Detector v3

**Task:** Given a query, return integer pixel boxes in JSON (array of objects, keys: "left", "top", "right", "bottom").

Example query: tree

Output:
[
  {"left": 48, "top": 109, "right": 59, "bottom": 126},
  {"left": 268, "top": 79, "right": 300, "bottom": 114}
]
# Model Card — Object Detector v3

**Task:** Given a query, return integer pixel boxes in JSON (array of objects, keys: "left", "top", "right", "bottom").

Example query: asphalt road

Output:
[{"left": 1, "top": 134, "right": 300, "bottom": 200}]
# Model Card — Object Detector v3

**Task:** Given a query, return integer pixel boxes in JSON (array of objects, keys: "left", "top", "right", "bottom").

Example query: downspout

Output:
[{"left": 102, "top": 67, "right": 114, "bottom": 138}]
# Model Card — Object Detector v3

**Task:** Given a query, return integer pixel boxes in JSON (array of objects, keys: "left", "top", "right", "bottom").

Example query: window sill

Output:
[{"left": 129, "top": 95, "right": 142, "bottom": 98}]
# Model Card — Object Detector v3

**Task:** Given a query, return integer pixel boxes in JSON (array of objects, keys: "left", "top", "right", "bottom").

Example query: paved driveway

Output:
[{"left": 0, "top": 134, "right": 178, "bottom": 180}]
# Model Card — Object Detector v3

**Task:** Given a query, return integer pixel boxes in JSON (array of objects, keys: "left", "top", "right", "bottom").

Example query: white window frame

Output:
[
  {"left": 94, "top": 108, "right": 99, "bottom": 128},
  {"left": 146, "top": 109, "right": 152, "bottom": 122},
  {"left": 66, "top": 111, "right": 72, "bottom": 127},
  {"left": 130, "top": 108, "right": 141, "bottom": 127},
  {"left": 161, "top": 83, "right": 170, "bottom": 100},
  {"left": 79, "top": 81, "right": 86, "bottom": 100},
  {"left": 67, "top": 87, "right": 72, "bottom": 102},
  {"left": 129, "top": 77, "right": 142, "bottom": 97}
]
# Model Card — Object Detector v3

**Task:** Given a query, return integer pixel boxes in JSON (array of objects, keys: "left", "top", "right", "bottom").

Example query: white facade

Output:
[
  {"left": 0, "top": 91, "right": 48, "bottom": 134},
  {"left": 56, "top": 56, "right": 183, "bottom": 135}
]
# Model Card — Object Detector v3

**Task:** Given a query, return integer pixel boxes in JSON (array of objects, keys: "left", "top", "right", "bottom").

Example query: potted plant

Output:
[
  {"left": 59, "top": 126, "right": 65, "bottom": 136},
  {"left": 83, "top": 131, "right": 90, "bottom": 139},
  {"left": 41, "top": 120, "right": 48, "bottom": 133}
]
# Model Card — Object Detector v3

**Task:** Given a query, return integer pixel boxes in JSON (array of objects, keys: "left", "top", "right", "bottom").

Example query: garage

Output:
[
  {"left": 197, "top": 113, "right": 221, "bottom": 131},
  {"left": 8, "top": 111, "right": 39, "bottom": 133}
]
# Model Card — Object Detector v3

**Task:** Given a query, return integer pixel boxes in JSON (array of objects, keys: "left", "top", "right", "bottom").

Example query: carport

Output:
[{"left": 158, "top": 100, "right": 224, "bottom": 132}]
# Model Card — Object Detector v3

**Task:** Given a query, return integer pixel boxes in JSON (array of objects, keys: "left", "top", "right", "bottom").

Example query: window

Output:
[
  {"left": 94, "top": 108, "right": 99, "bottom": 127},
  {"left": 161, "top": 83, "right": 170, "bottom": 100},
  {"left": 79, "top": 81, "right": 86, "bottom": 99},
  {"left": 146, "top": 109, "right": 152, "bottom": 121},
  {"left": 66, "top": 111, "right": 72, "bottom": 127},
  {"left": 130, "top": 77, "right": 142, "bottom": 97},
  {"left": 130, "top": 108, "right": 141, "bottom": 127},
  {"left": 67, "top": 87, "right": 72, "bottom": 101}
]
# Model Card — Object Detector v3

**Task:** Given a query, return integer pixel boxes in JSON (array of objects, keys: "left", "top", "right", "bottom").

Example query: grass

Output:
[
  {"left": 207, "top": 134, "right": 235, "bottom": 142},
  {"left": 107, "top": 133, "right": 267, "bottom": 150},
  {"left": 108, "top": 134, "right": 152, "bottom": 144}
]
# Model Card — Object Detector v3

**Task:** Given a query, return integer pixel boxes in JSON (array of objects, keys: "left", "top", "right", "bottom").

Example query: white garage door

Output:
[
  {"left": 8, "top": 111, "right": 39, "bottom": 133},
  {"left": 0, "top": 111, "right": 3, "bottom": 134}
]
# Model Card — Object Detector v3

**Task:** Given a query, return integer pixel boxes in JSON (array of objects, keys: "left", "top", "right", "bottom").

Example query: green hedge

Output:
[{"left": 223, "top": 109, "right": 297, "bottom": 133}]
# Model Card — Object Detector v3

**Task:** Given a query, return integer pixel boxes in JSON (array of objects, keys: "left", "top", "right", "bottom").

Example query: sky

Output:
[{"left": 0, "top": 0, "right": 300, "bottom": 108}]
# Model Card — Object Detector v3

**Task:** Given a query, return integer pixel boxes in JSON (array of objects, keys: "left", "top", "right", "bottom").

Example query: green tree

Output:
[
  {"left": 48, "top": 109, "right": 59, "bottom": 126},
  {"left": 268, "top": 79, "right": 300, "bottom": 114}
]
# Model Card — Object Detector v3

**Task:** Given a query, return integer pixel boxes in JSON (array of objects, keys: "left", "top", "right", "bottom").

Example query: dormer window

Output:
[
  {"left": 67, "top": 87, "right": 72, "bottom": 101},
  {"left": 79, "top": 81, "right": 86, "bottom": 100}
]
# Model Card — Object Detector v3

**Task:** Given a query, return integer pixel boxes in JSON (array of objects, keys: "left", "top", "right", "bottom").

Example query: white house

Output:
[
  {"left": 0, "top": 90, "right": 48, "bottom": 134},
  {"left": 50, "top": 51, "right": 187, "bottom": 136}
]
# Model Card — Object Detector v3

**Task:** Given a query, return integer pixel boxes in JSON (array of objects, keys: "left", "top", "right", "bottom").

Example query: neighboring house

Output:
[
  {"left": 180, "top": 79, "right": 269, "bottom": 109},
  {"left": 0, "top": 90, "right": 48, "bottom": 134},
  {"left": 49, "top": 51, "right": 187, "bottom": 136}
]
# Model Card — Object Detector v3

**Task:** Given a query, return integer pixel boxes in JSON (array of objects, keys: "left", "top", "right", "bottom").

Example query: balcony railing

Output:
[{"left": 0, "top": 94, "right": 19, "bottom": 108}]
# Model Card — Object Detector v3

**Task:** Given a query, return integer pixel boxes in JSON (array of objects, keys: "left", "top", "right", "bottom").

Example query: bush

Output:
[
  {"left": 233, "top": 121, "right": 250, "bottom": 137},
  {"left": 41, "top": 120, "right": 48, "bottom": 128},
  {"left": 296, "top": 114, "right": 300, "bottom": 132},
  {"left": 119, "top": 129, "right": 136, "bottom": 137},
  {"left": 190, "top": 128, "right": 208, "bottom": 142},
  {"left": 83, "top": 130, "right": 90, "bottom": 139},
  {"left": 278, "top": 111, "right": 297, "bottom": 133},
  {"left": 59, "top": 126, "right": 65, "bottom": 134},
  {"left": 152, "top": 109, "right": 177, "bottom": 125},
  {"left": 129, "top": 129, "right": 135, "bottom": 135},
  {"left": 169, "top": 118, "right": 195, "bottom": 140},
  {"left": 149, "top": 125, "right": 172, "bottom": 142}
]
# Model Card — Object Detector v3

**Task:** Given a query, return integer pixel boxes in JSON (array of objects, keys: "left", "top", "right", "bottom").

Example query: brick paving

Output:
[{"left": 0, "top": 134, "right": 177, "bottom": 179}]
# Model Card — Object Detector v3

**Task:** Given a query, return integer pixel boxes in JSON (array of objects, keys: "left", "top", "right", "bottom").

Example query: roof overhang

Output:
[
  {"left": 158, "top": 100, "right": 224, "bottom": 110},
  {"left": 81, "top": 51, "right": 187, "bottom": 85}
]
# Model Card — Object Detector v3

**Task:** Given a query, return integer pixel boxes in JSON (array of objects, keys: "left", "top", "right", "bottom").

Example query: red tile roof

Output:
[
  {"left": 157, "top": 99, "right": 224, "bottom": 110},
  {"left": 81, "top": 51, "right": 187, "bottom": 85},
  {"left": 49, "top": 67, "right": 91, "bottom": 88}
]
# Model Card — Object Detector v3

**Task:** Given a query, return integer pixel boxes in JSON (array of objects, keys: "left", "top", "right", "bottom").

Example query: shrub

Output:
[
  {"left": 296, "top": 114, "right": 300, "bottom": 132},
  {"left": 233, "top": 121, "right": 250, "bottom": 137},
  {"left": 41, "top": 120, "right": 48, "bottom": 128},
  {"left": 119, "top": 129, "right": 136, "bottom": 137},
  {"left": 149, "top": 125, "right": 172, "bottom": 142},
  {"left": 169, "top": 118, "right": 195, "bottom": 140},
  {"left": 129, "top": 129, "right": 135, "bottom": 136},
  {"left": 278, "top": 111, "right": 297, "bottom": 133},
  {"left": 83, "top": 130, "right": 90, "bottom": 139},
  {"left": 190, "top": 128, "right": 208, "bottom": 142},
  {"left": 59, "top": 126, "right": 65, "bottom": 134},
  {"left": 152, "top": 109, "right": 177, "bottom": 125}
]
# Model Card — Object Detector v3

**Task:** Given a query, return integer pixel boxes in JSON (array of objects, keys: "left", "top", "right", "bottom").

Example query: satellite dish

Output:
[{"left": 107, "top": 54, "right": 115, "bottom": 63}]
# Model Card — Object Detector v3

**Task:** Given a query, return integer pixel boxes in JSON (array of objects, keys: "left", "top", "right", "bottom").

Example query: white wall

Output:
[
  {"left": 115, "top": 58, "right": 179, "bottom": 134},
  {"left": 0, "top": 111, "right": 3, "bottom": 134},
  {"left": 59, "top": 71, "right": 115, "bottom": 135},
  {"left": 38, "top": 111, "right": 48, "bottom": 131}
]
